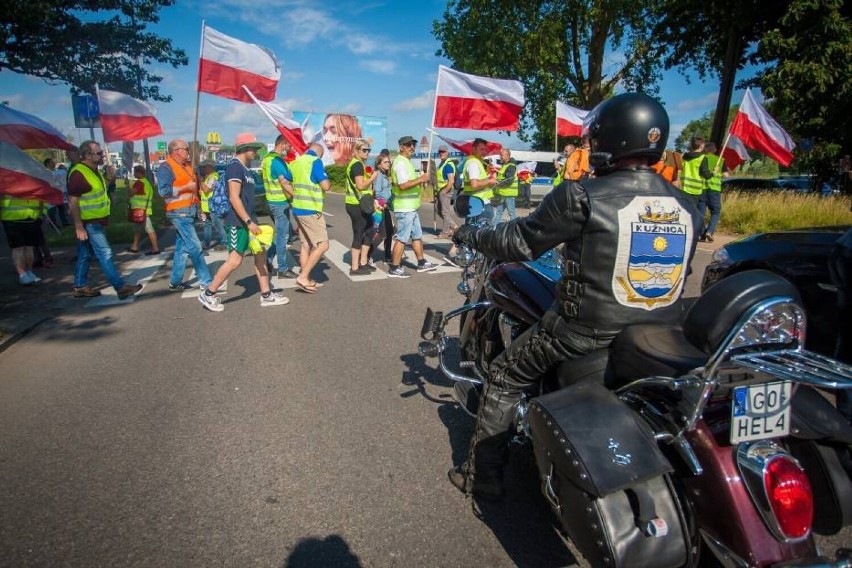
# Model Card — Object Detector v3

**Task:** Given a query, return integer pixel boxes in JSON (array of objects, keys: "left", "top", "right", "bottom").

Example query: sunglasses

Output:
[
  {"left": 361, "top": 148, "right": 371, "bottom": 152},
  {"left": 90, "top": 150, "right": 104, "bottom": 156}
]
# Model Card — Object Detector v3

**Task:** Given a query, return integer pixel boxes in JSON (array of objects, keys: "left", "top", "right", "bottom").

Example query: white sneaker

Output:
[
  {"left": 417, "top": 261, "right": 439, "bottom": 273},
  {"left": 198, "top": 291, "right": 224, "bottom": 312},
  {"left": 19, "top": 272, "right": 35, "bottom": 285},
  {"left": 27, "top": 271, "right": 42, "bottom": 283},
  {"left": 366, "top": 257, "right": 377, "bottom": 268},
  {"left": 260, "top": 290, "right": 290, "bottom": 307}
]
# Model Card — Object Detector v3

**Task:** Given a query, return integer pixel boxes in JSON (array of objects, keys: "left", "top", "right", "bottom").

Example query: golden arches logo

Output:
[{"left": 206, "top": 132, "right": 221, "bottom": 145}]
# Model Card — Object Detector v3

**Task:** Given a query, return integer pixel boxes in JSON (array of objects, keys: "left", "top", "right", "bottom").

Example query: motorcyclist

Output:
[{"left": 449, "top": 93, "right": 703, "bottom": 500}]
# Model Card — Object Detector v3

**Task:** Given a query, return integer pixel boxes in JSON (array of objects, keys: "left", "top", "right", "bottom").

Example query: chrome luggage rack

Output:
[{"left": 732, "top": 348, "right": 852, "bottom": 390}]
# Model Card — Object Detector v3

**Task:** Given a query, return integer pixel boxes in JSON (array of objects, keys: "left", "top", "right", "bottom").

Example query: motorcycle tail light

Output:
[{"left": 764, "top": 456, "right": 813, "bottom": 539}]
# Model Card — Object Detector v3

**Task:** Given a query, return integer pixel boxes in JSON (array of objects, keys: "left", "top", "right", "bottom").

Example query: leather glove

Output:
[{"left": 453, "top": 224, "right": 475, "bottom": 247}]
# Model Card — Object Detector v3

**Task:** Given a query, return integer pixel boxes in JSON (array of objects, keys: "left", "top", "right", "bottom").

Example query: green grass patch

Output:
[
  {"left": 46, "top": 180, "right": 168, "bottom": 247},
  {"left": 717, "top": 191, "right": 852, "bottom": 234}
]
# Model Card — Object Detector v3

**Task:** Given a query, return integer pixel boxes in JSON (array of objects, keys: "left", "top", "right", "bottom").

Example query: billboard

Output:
[{"left": 293, "top": 111, "right": 387, "bottom": 167}]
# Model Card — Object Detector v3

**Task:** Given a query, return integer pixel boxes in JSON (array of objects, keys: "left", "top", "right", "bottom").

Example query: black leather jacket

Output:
[{"left": 457, "top": 167, "right": 702, "bottom": 332}]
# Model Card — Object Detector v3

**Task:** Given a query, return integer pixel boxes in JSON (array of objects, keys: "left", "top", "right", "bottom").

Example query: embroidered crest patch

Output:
[{"left": 612, "top": 196, "right": 691, "bottom": 309}]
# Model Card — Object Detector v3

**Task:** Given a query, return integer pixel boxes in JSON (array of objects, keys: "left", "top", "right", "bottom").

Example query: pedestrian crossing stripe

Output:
[
  {"left": 84, "top": 252, "right": 168, "bottom": 307},
  {"left": 180, "top": 248, "right": 231, "bottom": 298}
]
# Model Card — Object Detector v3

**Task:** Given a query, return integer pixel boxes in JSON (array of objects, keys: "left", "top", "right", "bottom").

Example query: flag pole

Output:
[
  {"left": 714, "top": 129, "right": 733, "bottom": 176},
  {"left": 554, "top": 102, "right": 557, "bottom": 154},
  {"left": 428, "top": 66, "right": 442, "bottom": 230},
  {"left": 191, "top": 20, "right": 206, "bottom": 174}
]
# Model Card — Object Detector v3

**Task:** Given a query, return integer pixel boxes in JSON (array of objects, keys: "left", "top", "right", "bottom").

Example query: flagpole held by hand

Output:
[{"left": 715, "top": 130, "right": 732, "bottom": 176}]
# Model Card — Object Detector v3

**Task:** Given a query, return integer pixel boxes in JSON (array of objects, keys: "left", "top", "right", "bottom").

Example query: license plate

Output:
[{"left": 730, "top": 381, "right": 792, "bottom": 444}]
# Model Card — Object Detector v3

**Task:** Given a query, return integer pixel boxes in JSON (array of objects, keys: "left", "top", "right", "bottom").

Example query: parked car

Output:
[
  {"left": 701, "top": 225, "right": 850, "bottom": 355},
  {"left": 722, "top": 176, "right": 815, "bottom": 193},
  {"left": 214, "top": 163, "right": 269, "bottom": 217}
]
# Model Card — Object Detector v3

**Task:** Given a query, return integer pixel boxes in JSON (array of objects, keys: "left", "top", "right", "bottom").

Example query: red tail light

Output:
[{"left": 764, "top": 456, "right": 813, "bottom": 539}]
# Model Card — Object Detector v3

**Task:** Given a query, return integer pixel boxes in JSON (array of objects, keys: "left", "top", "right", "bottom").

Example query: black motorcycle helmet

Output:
[{"left": 586, "top": 92, "right": 669, "bottom": 172}]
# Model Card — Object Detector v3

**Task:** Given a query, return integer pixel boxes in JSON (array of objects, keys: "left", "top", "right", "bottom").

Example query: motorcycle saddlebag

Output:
[{"left": 529, "top": 381, "right": 688, "bottom": 568}]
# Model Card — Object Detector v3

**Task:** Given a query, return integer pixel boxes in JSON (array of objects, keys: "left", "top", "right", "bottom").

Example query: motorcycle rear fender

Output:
[{"left": 788, "top": 439, "right": 852, "bottom": 536}]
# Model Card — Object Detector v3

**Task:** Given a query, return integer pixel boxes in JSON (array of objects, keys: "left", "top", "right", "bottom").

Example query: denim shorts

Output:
[{"left": 393, "top": 211, "right": 422, "bottom": 243}]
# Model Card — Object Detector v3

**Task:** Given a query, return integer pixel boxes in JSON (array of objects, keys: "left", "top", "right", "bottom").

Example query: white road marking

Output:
[
  {"left": 181, "top": 248, "right": 230, "bottom": 297},
  {"left": 84, "top": 254, "right": 166, "bottom": 307}
]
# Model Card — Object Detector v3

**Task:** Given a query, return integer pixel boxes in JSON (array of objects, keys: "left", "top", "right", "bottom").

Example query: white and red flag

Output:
[
  {"left": 433, "top": 65, "right": 524, "bottom": 131},
  {"left": 242, "top": 86, "right": 308, "bottom": 154},
  {"left": 434, "top": 132, "right": 502, "bottom": 156},
  {"left": 0, "top": 141, "right": 64, "bottom": 204},
  {"left": 729, "top": 89, "right": 795, "bottom": 167},
  {"left": 722, "top": 134, "right": 750, "bottom": 170},
  {"left": 95, "top": 87, "right": 163, "bottom": 143},
  {"left": 555, "top": 101, "right": 588, "bottom": 137},
  {"left": 198, "top": 26, "right": 280, "bottom": 103},
  {"left": 0, "top": 105, "right": 74, "bottom": 150}
]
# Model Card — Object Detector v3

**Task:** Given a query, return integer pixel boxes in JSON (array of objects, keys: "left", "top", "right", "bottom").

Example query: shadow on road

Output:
[{"left": 283, "top": 534, "right": 362, "bottom": 568}]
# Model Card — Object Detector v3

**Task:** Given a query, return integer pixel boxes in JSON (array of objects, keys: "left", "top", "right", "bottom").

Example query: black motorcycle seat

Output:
[
  {"left": 682, "top": 269, "right": 800, "bottom": 354},
  {"left": 608, "top": 324, "right": 708, "bottom": 385}
]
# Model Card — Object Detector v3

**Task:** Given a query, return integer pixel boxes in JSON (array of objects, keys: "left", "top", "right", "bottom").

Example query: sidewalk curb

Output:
[{"left": 0, "top": 314, "right": 54, "bottom": 355}]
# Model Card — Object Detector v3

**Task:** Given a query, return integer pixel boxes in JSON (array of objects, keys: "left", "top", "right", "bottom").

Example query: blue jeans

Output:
[
  {"left": 493, "top": 196, "right": 517, "bottom": 223},
  {"left": 202, "top": 212, "right": 226, "bottom": 246},
  {"left": 466, "top": 203, "right": 494, "bottom": 226},
  {"left": 169, "top": 215, "right": 212, "bottom": 287},
  {"left": 703, "top": 190, "right": 722, "bottom": 236},
  {"left": 266, "top": 201, "right": 292, "bottom": 271},
  {"left": 74, "top": 222, "right": 126, "bottom": 291}
]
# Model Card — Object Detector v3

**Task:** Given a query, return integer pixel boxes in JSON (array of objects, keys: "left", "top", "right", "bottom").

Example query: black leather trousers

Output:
[{"left": 468, "top": 308, "right": 618, "bottom": 482}]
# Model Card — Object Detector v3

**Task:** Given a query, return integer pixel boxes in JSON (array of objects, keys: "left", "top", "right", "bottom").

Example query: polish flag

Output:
[
  {"left": 198, "top": 26, "right": 280, "bottom": 103},
  {"left": 433, "top": 65, "right": 524, "bottom": 131},
  {"left": 0, "top": 104, "right": 74, "bottom": 150},
  {"left": 555, "top": 101, "right": 588, "bottom": 137},
  {"left": 242, "top": 86, "right": 308, "bottom": 154},
  {"left": 0, "top": 141, "right": 64, "bottom": 204},
  {"left": 96, "top": 87, "right": 163, "bottom": 143},
  {"left": 722, "top": 134, "right": 750, "bottom": 170},
  {"left": 730, "top": 89, "right": 795, "bottom": 167},
  {"left": 435, "top": 133, "right": 502, "bottom": 156}
]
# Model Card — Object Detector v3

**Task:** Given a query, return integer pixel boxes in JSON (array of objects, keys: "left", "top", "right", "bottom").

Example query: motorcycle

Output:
[{"left": 419, "top": 203, "right": 852, "bottom": 567}]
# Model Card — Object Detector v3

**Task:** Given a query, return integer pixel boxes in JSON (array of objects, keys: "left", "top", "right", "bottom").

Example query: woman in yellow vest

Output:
[
  {"left": 344, "top": 139, "right": 378, "bottom": 275},
  {"left": 127, "top": 165, "right": 161, "bottom": 255}
]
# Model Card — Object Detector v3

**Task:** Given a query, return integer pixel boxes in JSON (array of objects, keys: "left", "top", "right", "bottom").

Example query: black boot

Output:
[{"left": 448, "top": 382, "right": 519, "bottom": 500}]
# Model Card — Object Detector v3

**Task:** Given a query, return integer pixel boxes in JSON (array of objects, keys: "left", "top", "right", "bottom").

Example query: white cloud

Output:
[
  {"left": 394, "top": 90, "right": 434, "bottom": 112},
  {"left": 359, "top": 60, "right": 397, "bottom": 75},
  {"left": 675, "top": 92, "right": 719, "bottom": 112},
  {"left": 339, "top": 103, "right": 362, "bottom": 114}
]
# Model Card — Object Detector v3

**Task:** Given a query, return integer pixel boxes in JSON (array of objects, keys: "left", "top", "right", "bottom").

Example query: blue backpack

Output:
[{"left": 209, "top": 160, "right": 238, "bottom": 217}]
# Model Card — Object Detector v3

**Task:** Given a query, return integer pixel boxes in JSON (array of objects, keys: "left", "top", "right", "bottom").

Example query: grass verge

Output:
[{"left": 717, "top": 191, "right": 852, "bottom": 235}]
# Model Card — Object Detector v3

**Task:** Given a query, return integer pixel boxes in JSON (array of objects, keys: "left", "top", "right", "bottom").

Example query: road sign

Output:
[{"left": 71, "top": 94, "right": 101, "bottom": 128}]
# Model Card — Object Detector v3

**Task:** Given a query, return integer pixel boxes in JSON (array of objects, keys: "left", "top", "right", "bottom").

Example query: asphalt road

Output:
[{"left": 0, "top": 194, "right": 847, "bottom": 567}]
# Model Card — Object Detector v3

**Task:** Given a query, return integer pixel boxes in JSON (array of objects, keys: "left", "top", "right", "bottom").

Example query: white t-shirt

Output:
[
  {"left": 393, "top": 157, "right": 413, "bottom": 185},
  {"left": 465, "top": 159, "right": 485, "bottom": 181}
]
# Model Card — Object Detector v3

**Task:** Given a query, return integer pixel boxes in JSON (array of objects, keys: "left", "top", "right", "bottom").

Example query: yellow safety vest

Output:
[
  {"left": 462, "top": 156, "right": 493, "bottom": 201},
  {"left": 496, "top": 162, "right": 518, "bottom": 197},
  {"left": 290, "top": 154, "right": 324, "bottom": 213},
  {"left": 69, "top": 163, "right": 110, "bottom": 220},
  {"left": 436, "top": 159, "right": 456, "bottom": 189},
  {"left": 129, "top": 177, "right": 154, "bottom": 215},
  {"left": 390, "top": 156, "right": 421, "bottom": 213},
  {"left": 0, "top": 195, "right": 41, "bottom": 221},
  {"left": 704, "top": 154, "right": 723, "bottom": 192},
  {"left": 200, "top": 171, "right": 219, "bottom": 213},
  {"left": 681, "top": 156, "right": 707, "bottom": 196},
  {"left": 261, "top": 152, "right": 288, "bottom": 204},
  {"left": 345, "top": 157, "right": 374, "bottom": 205}
]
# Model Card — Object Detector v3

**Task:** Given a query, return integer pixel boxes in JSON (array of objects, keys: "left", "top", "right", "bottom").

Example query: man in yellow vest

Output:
[
  {"left": 462, "top": 138, "right": 499, "bottom": 224},
  {"left": 198, "top": 160, "right": 226, "bottom": 251},
  {"left": 261, "top": 135, "right": 299, "bottom": 279},
  {"left": 157, "top": 139, "right": 212, "bottom": 292},
  {"left": 127, "top": 165, "right": 160, "bottom": 255},
  {"left": 699, "top": 142, "right": 728, "bottom": 242},
  {"left": 388, "top": 135, "right": 439, "bottom": 278},
  {"left": 680, "top": 136, "right": 712, "bottom": 208},
  {"left": 67, "top": 140, "right": 142, "bottom": 299},
  {"left": 493, "top": 148, "right": 518, "bottom": 223},
  {"left": 285, "top": 142, "right": 332, "bottom": 293},
  {"left": 552, "top": 143, "right": 575, "bottom": 187},
  {"left": 435, "top": 145, "right": 461, "bottom": 239},
  {"left": 0, "top": 195, "right": 44, "bottom": 285}
]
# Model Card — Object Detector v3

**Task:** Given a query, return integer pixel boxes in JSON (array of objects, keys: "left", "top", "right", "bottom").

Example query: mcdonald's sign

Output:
[{"left": 206, "top": 132, "right": 222, "bottom": 145}]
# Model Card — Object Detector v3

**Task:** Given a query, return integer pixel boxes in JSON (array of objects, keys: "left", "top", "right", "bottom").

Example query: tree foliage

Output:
[
  {"left": 433, "top": 0, "right": 666, "bottom": 149},
  {"left": 0, "top": 0, "right": 188, "bottom": 102},
  {"left": 674, "top": 106, "right": 737, "bottom": 151},
  {"left": 750, "top": 0, "right": 851, "bottom": 180}
]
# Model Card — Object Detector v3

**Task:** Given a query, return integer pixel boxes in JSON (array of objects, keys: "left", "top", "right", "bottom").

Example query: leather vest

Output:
[{"left": 558, "top": 170, "right": 700, "bottom": 331}]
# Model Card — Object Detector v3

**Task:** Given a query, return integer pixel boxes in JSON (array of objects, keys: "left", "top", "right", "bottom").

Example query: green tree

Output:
[
  {"left": 0, "top": 1, "right": 187, "bottom": 102},
  {"left": 433, "top": 0, "right": 666, "bottom": 148},
  {"left": 750, "top": 0, "right": 851, "bottom": 183},
  {"left": 674, "top": 106, "right": 737, "bottom": 151}
]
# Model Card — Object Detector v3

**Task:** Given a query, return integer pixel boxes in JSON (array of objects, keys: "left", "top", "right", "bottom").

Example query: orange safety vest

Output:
[
  {"left": 563, "top": 148, "right": 590, "bottom": 180},
  {"left": 652, "top": 160, "right": 676, "bottom": 183},
  {"left": 163, "top": 156, "right": 199, "bottom": 212}
]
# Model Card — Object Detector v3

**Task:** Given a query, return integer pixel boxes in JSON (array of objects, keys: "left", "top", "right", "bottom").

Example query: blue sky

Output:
[{"left": 0, "top": 0, "right": 750, "bottom": 154}]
